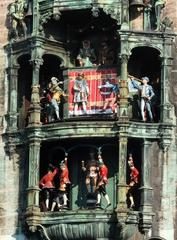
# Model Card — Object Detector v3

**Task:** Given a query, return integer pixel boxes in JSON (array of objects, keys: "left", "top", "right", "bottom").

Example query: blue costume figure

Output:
[
  {"left": 131, "top": 76, "right": 155, "bottom": 122},
  {"left": 98, "top": 80, "right": 119, "bottom": 114}
]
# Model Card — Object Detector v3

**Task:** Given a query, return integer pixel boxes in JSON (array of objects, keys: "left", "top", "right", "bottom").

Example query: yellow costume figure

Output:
[{"left": 48, "top": 77, "right": 67, "bottom": 121}]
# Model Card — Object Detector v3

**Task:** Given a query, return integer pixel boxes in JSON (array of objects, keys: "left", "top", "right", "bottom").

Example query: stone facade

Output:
[{"left": 0, "top": 1, "right": 177, "bottom": 240}]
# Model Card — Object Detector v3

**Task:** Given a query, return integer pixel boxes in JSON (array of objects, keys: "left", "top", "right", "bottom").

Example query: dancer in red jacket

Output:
[
  {"left": 127, "top": 154, "right": 139, "bottom": 209},
  {"left": 97, "top": 155, "right": 111, "bottom": 209},
  {"left": 39, "top": 164, "right": 58, "bottom": 210},
  {"left": 51, "top": 157, "right": 71, "bottom": 211}
]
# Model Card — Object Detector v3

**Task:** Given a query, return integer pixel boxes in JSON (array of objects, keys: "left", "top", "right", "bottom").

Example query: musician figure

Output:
[
  {"left": 127, "top": 154, "right": 139, "bottom": 210},
  {"left": 48, "top": 77, "right": 67, "bottom": 121},
  {"left": 130, "top": 76, "right": 155, "bottom": 122}
]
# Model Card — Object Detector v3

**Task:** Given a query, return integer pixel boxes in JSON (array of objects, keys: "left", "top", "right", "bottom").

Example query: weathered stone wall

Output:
[
  {"left": 0, "top": 1, "right": 26, "bottom": 239},
  {"left": 165, "top": 0, "right": 177, "bottom": 31}
]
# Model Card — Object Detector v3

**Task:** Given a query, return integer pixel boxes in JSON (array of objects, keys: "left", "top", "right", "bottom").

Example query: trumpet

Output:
[{"left": 128, "top": 74, "right": 143, "bottom": 83}]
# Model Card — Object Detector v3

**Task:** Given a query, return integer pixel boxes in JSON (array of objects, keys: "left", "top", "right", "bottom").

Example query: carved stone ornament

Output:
[
  {"left": 6, "top": 137, "right": 16, "bottom": 160},
  {"left": 121, "top": 54, "right": 129, "bottom": 64},
  {"left": 160, "top": 16, "right": 173, "bottom": 32},
  {"left": 53, "top": 3, "right": 61, "bottom": 21},
  {"left": 157, "top": 126, "right": 172, "bottom": 152},
  {"left": 39, "top": 10, "right": 53, "bottom": 34},
  {"left": 103, "top": 5, "right": 121, "bottom": 24},
  {"left": 30, "top": 58, "right": 44, "bottom": 69},
  {"left": 158, "top": 139, "right": 171, "bottom": 153},
  {"left": 91, "top": 5, "right": 100, "bottom": 17},
  {"left": 31, "top": 85, "right": 40, "bottom": 104}
]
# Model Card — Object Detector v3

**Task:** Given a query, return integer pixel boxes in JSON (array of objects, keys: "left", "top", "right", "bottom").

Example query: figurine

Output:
[
  {"left": 51, "top": 157, "right": 70, "bottom": 211},
  {"left": 96, "top": 155, "right": 111, "bottom": 209},
  {"left": 9, "top": 0, "right": 27, "bottom": 40},
  {"left": 127, "top": 154, "right": 139, "bottom": 210},
  {"left": 73, "top": 73, "right": 89, "bottom": 116},
  {"left": 154, "top": 0, "right": 166, "bottom": 31},
  {"left": 98, "top": 79, "right": 119, "bottom": 114},
  {"left": 82, "top": 159, "right": 98, "bottom": 195},
  {"left": 82, "top": 150, "right": 100, "bottom": 208},
  {"left": 39, "top": 164, "right": 58, "bottom": 211},
  {"left": 130, "top": 76, "right": 155, "bottom": 122},
  {"left": 98, "top": 41, "right": 115, "bottom": 65},
  {"left": 47, "top": 77, "right": 67, "bottom": 121},
  {"left": 77, "top": 40, "right": 97, "bottom": 67}
]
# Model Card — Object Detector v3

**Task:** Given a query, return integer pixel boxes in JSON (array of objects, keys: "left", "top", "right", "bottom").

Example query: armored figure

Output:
[
  {"left": 73, "top": 73, "right": 89, "bottom": 116},
  {"left": 9, "top": 0, "right": 27, "bottom": 39},
  {"left": 77, "top": 40, "right": 97, "bottom": 67}
]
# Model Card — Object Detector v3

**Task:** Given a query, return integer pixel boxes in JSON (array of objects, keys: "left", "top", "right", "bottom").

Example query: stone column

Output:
[
  {"left": 27, "top": 139, "right": 41, "bottom": 210},
  {"left": 121, "top": 0, "right": 129, "bottom": 30},
  {"left": 144, "top": 4, "right": 152, "bottom": 31},
  {"left": 160, "top": 56, "right": 174, "bottom": 123},
  {"left": 7, "top": 64, "right": 20, "bottom": 130},
  {"left": 28, "top": 54, "right": 43, "bottom": 126},
  {"left": 117, "top": 130, "right": 128, "bottom": 219},
  {"left": 118, "top": 54, "right": 129, "bottom": 121},
  {"left": 139, "top": 140, "right": 154, "bottom": 236}
]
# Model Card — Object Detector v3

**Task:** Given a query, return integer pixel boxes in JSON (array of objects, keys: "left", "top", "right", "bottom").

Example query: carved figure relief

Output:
[{"left": 9, "top": 0, "right": 28, "bottom": 40}]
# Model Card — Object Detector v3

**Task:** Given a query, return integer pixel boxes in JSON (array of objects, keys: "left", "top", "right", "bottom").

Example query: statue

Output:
[
  {"left": 9, "top": 0, "right": 27, "bottom": 40},
  {"left": 77, "top": 40, "right": 97, "bottom": 67},
  {"left": 73, "top": 73, "right": 89, "bottom": 116},
  {"left": 82, "top": 160, "right": 98, "bottom": 195},
  {"left": 47, "top": 77, "right": 68, "bottom": 121},
  {"left": 160, "top": 16, "right": 173, "bottom": 32},
  {"left": 98, "top": 41, "right": 115, "bottom": 66},
  {"left": 39, "top": 164, "right": 58, "bottom": 211},
  {"left": 51, "top": 157, "right": 71, "bottom": 211},
  {"left": 144, "top": 0, "right": 152, "bottom": 31},
  {"left": 98, "top": 79, "right": 119, "bottom": 114},
  {"left": 96, "top": 155, "right": 111, "bottom": 209},
  {"left": 130, "top": 76, "right": 155, "bottom": 122},
  {"left": 82, "top": 151, "right": 99, "bottom": 208},
  {"left": 154, "top": 0, "right": 166, "bottom": 31},
  {"left": 127, "top": 154, "right": 139, "bottom": 210}
]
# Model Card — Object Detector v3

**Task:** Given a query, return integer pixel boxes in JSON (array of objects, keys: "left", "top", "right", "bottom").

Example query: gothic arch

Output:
[
  {"left": 17, "top": 54, "right": 32, "bottom": 128},
  {"left": 130, "top": 44, "right": 162, "bottom": 58},
  {"left": 39, "top": 54, "right": 64, "bottom": 90}
]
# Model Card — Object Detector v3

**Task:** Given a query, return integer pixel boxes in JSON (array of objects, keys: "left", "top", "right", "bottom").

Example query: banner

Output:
[{"left": 65, "top": 68, "right": 118, "bottom": 117}]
